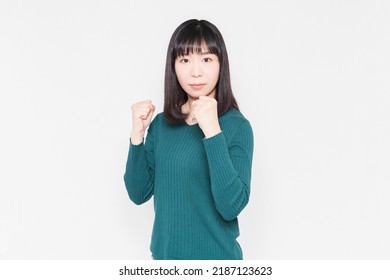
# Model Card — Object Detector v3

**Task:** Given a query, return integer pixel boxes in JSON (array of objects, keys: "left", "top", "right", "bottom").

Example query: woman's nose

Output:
[{"left": 190, "top": 61, "right": 203, "bottom": 77}]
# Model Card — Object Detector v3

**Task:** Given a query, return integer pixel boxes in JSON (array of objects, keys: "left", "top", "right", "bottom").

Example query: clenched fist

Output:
[
  {"left": 189, "top": 96, "right": 221, "bottom": 138},
  {"left": 130, "top": 100, "right": 155, "bottom": 145}
]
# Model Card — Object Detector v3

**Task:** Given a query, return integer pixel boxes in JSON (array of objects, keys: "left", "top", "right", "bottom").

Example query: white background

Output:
[{"left": 0, "top": 0, "right": 389, "bottom": 259}]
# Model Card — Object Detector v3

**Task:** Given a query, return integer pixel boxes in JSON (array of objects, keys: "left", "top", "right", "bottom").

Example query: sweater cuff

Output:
[
  {"left": 127, "top": 138, "right": 146, "bottom": 162},
  {"left": 202, "top": 131, "right": 224, "bottom": 146},
  {"left": 129, "top": 137, "right": 144, "bottom": 147}
]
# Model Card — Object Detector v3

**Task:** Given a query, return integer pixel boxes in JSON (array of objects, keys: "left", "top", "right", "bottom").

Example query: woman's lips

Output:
[{"left": 189, "top": 83, "right": 206, "bottom": 90}]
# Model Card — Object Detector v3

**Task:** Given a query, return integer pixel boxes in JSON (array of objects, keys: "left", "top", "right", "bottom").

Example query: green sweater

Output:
[{"left": 124, "top": 108, "right": 254, "bottom": 260}]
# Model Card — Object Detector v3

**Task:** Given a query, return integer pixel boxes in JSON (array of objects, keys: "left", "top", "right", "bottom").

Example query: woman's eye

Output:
[
  {"left": 180, "top": 58, "right": 189, "bottom": 63},
  {"left": 203, "top": 57, "right": 212, "bottom": 62}
]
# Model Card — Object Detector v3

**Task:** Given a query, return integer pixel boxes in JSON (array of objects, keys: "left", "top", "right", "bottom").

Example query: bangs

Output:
[{"left": 173, "top": 28, "right": 219, "bottom": 58}]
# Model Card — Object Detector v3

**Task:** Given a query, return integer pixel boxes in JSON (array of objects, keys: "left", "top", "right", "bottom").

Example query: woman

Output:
[{"left": 124, "top": 19, "right": 254, "bottom": 260}]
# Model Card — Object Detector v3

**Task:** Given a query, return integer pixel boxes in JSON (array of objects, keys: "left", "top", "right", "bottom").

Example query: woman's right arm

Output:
[{"left": 123, "top": 100, "right": 156, "bottom": 205}]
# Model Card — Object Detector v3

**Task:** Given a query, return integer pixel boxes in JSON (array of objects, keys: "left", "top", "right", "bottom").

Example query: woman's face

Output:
[{"left": 175, "top": 44, "right": 220, "bottom": 101}]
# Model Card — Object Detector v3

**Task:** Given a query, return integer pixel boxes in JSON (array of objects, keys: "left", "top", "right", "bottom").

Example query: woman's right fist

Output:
[{"left": 130, "top": 100, "right": 155, "bottom": 144}]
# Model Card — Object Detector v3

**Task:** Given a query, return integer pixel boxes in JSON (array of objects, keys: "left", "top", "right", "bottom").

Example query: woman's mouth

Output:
[{"left": 189, "top": 83, "right": 206, "bottom": 90}]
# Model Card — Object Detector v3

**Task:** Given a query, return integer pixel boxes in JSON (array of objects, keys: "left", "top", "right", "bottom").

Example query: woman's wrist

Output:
[
  {"left": 203, "top": 124, "right": 222, "bottom": 139},
  {"left": 130, "top": 131, "right": 144, "bottom": 145}
]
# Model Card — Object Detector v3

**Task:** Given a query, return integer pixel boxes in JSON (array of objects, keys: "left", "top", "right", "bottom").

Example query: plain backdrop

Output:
[{"left": 0, "top": 0, "right": 389, "bottom": 259}]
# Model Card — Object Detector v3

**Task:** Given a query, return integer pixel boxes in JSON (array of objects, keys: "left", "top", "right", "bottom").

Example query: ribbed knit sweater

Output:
[{"left": 124, "top": 108, "right": 254, "bottom": 260}]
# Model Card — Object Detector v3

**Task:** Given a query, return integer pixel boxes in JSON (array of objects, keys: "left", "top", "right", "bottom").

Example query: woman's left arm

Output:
[{"left": 203, "top": 120, "right": 254, "bottom": 221}]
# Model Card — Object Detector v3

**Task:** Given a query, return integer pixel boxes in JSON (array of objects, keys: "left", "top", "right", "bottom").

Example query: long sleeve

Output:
[
  {"left": 123, "top": 118, "right": 156, "bottom": 205},
  {"left": 203, "top": 120, "right": 254, "bottom": 221}
]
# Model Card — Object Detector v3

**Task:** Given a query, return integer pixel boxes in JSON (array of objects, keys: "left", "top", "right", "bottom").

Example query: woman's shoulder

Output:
[
  {"left": 149, "top": 111, "right": 179, "bottom": 131},
  {"left": 147, "top": 112, "right": 164, "bottom": 135},
  {"left": 219, "top": 108, "right": 253, "bottom": 139},
  {"left": 150, "top": 112, "right": 165, "bottom": 126},
  {"left": 153, "top": 112, "right": 164, "bottom": 120},
  {"left": 219, "top": 108, "right": 250, "bottom": 126},
  {"left": 219, "top": 109, "right": 253, "bottom": 145}
]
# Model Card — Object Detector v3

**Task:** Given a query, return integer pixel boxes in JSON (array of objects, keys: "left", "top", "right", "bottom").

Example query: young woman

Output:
[{"left": 124, "top": 19, "right": 254, "bottom": 260}]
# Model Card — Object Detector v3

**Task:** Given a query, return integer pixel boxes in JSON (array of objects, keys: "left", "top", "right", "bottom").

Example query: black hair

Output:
[{"left": 163, "top": 19, "right": 239, "bottom": 124}]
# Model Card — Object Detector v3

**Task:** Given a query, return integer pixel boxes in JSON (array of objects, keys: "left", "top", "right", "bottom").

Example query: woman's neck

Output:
[{"left": 181, "top": 98, "right": 197, "bottom": 125}]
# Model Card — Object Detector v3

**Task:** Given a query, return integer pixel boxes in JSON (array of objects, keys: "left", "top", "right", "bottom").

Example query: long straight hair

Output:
[{"left": 163, "top": 19, "right": 239, "bottom": 124}]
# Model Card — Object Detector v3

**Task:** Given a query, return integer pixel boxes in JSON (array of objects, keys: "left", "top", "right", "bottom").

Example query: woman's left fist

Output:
[{"left": 192, "top": 96, "right": 221, "bottom": 138}]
